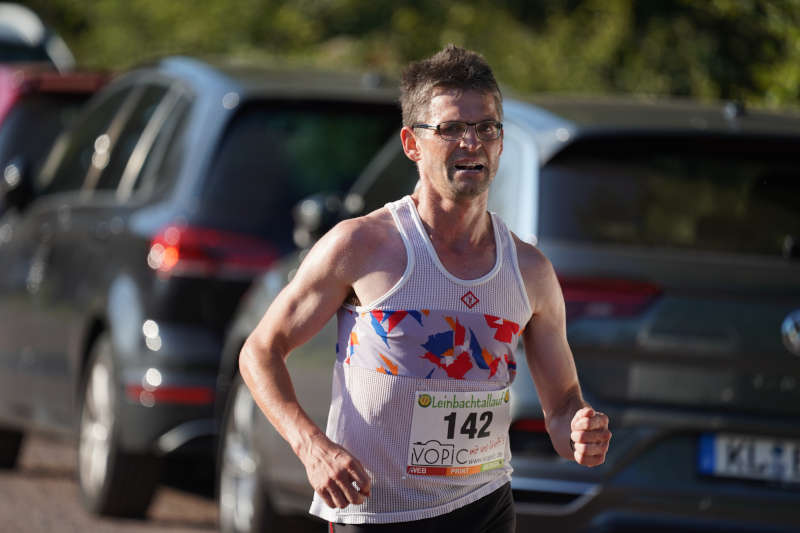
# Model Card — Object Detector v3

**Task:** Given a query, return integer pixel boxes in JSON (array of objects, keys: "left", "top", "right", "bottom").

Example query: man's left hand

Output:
[{"left": 569, "top": 407, "right": 611, "bottom": 467}]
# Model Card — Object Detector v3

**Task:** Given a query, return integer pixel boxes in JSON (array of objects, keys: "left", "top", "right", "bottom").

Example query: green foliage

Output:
[{"left": 18, "top": 0, "right": 800, "bottom": 108}]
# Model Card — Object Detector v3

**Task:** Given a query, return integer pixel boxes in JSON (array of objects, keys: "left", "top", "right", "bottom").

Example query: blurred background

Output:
[
  {"left": 1, "top": 2, "right": 799, "bottom": 533},
  {"left": 17, "top": 0, "right": 800, "bottom": 109}
]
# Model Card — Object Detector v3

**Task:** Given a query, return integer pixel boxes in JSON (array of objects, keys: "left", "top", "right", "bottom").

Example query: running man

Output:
[{"left": 239, "top": 45, "right": 611, "bottom": 532}]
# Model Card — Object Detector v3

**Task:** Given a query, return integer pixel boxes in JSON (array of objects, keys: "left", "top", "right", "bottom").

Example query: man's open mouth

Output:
[{"left": 454, "top": 163, "right": 484, "bottom": 171}]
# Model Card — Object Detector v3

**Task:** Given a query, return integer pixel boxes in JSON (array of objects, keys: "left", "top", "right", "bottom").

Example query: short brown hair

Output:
[{"left": 400, "top": 44, "right": 502, "bottom": 127}]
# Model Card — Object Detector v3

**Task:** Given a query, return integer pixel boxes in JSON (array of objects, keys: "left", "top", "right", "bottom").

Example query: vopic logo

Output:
[
  {"left": 410, "top": 440, "right": 455, "bottom": 466},
  {"left": 782, "top": 310, "right": 800, "bottom": 357}
]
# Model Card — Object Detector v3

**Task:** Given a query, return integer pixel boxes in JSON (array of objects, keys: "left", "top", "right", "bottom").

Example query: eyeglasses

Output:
[{"left": 412, "top": 120, "right": 503, "bottom": 142}]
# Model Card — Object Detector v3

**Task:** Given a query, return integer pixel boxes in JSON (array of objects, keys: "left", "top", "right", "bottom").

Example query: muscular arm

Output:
[
  {"left": 517, "top": 239, "right": 611, "bottom": 466},
  {"left": 238, "top": 218, "right": 372, "bottom": 508}
]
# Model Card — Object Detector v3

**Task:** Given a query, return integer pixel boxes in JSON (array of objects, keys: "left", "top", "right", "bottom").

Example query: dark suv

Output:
[
  {"left": 0, "top": 56, "right": 400, "bottom": 518},
  {"left": 215, "top": 96, "right": 800, "bottom": 532}
]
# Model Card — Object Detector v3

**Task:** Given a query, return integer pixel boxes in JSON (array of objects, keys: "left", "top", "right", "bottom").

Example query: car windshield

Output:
[
  {"left": 539, "top": 136, "right": 800, "bottom": 258},
  {"left": 199, "top": 100, "right": 399, "bottom": 251}
]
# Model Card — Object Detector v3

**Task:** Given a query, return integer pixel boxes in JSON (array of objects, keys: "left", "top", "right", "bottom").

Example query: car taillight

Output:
[
  {"left": 559, "top": 277, "right": 661, "bottom": 321},
  {"left": 125, "top": 384, "right": 214, "bottom": 406},
  {"left": 510, "top": 418, "right": 547, "bottom": 433},
  {"left": 147, "top": 225, "right": 278, "bottom": 279},
  {"left": 31, "top": 71, "right": 108, "bottom": 93}
]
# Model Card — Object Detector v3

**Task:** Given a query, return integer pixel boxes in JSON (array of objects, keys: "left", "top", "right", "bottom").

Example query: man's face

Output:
[{"left": 411, "top": 88, "right": 503, "bottom": 201}]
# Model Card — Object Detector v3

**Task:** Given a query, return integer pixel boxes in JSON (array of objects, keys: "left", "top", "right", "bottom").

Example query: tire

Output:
[
  {"left": 0, "top": 428, "right": 23, "bottom": 469},
  {"left": 77, "top": 333, "right": 161, "bottom": 518},
  {"left": 218, "top": 373, "right": 273, "bottom": 533}
]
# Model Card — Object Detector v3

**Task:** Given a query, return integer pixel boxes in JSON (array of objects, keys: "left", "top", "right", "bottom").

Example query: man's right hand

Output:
[
  {"left": 301, "top": 433, "right": 371, "bottom": 509},
  {"left": 238, "top": 217, "right": 382, "bottom": 510}
]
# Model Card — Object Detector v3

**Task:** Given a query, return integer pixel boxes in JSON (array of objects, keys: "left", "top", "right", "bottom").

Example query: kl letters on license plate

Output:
[{"left": 699, "top": 433, "right": 800, "bottom": 484}]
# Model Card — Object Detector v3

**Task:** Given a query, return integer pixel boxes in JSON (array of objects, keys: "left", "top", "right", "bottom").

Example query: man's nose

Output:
[{"left": 459, "top": 125, "right": 481, "bottom": 149}]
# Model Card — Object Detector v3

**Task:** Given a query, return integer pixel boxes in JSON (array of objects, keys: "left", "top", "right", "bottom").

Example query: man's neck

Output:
[{"left": 410, "top": 187, "right": 493, "bottom": 253}]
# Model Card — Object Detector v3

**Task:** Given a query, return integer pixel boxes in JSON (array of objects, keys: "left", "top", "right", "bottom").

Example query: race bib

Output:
[{"left": 406, "top": 388, "right": 510, "bottom": 476}]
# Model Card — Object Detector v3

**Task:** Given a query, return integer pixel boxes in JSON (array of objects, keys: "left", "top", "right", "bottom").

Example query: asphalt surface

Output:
[
  {"left": 0, "top": 432, "right": 219, "bottom": 533},
  {"left": 0, "top": 433, "right": 331, "bottom": 533}
]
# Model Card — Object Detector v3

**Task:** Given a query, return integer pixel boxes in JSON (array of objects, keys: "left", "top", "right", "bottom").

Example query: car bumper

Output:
[
  {"left": 514, "top": 481, "right": 800, "bottom": 532},
  {"left": 114, "top": 323, "right": 222, "bottom": 455},
  {"left": 511, "top": 430, "right": 800, "bottom": 533}
]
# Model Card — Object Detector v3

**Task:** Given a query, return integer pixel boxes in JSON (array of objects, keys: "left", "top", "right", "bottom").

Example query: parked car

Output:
[
  {"left": 0, "top": 56, "right": 401, "bottom": 518},
  {"left": 0, "top": 64, "right": 106, "bottom": 216},
  {"left": 0, "top": 2, "right": 75, "bottom": 71},
  {"left": 215, "top": 96, "right": 800, "bottom": 532}
]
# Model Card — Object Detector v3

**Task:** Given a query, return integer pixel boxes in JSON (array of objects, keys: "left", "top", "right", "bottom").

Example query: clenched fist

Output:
[{"left": 569, "top": 407, "right": 611, "bottom": 467}]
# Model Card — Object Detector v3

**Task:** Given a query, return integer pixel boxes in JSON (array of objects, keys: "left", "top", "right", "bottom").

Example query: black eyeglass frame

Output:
[{"left": 411, "top": 120, "right": 503, "bottom": 142}]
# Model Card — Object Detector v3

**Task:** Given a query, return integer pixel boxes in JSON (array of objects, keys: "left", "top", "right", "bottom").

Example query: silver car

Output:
[{"left": 215, "top": 96, "right": 800, "bottom": 533}]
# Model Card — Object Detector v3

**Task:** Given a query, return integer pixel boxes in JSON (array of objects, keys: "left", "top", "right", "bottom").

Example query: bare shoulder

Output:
[
  {"left": 334, "top": 206, "right": 397, "bottom": 246},
  {"left": 325, "top": 206, "right": 400, "bottom": 258},
  {"left": 307, "top": 206, "right": 404, "bottom": 282},
  {"left": 511, "top": 233, "right": 556, "bottom": 284},
  {"left": 510, "top": 232, "right": 563, "bottom": 316}
]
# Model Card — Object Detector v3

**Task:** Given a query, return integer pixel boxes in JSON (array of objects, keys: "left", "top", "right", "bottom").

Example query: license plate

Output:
[{"left": 698, "top": 433, "right": 800, "bottom": 485}]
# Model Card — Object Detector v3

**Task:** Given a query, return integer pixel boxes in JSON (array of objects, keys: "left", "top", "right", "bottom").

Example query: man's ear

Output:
[{"left": 400, "top": 127, "right": 421, "bottom": 162}]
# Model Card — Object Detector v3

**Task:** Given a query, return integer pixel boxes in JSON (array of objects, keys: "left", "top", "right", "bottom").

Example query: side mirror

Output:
[
  {"left": 1, "top": 156, "right": 34, "bottom": 211},
  {"left": 291, "top": 193, "right": 344, "bottom": 249}
]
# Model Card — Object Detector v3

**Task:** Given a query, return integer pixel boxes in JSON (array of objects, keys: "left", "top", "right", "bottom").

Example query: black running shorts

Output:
[{"left": 329, "top": 482, "right": 515, "bottom": 533}]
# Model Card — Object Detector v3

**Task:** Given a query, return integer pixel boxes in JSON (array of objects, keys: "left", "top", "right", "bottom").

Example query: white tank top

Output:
[{"left": 309, "top": 196, "right": 532, "bottom": 524}]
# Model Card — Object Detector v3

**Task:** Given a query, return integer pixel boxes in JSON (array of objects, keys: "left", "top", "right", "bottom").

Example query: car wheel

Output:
[
  {"left": 77, "top": 333, "right": 161, "bottom": 517},
  {"left": 218, "top": 373, "right": 272, "bottom": 533},
  {"left": 0, "top": 428, "right": 24, "bottom": 469}
]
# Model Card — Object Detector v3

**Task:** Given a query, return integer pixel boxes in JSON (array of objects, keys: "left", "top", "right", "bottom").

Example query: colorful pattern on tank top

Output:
[{"left": 336, "top": 308, "right": 520, "bottom": 382}]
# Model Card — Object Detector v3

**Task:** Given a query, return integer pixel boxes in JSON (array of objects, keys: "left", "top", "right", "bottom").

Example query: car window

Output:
[
  {"left": 92, "top": 84, "right": 169, "bottom": 192},
  {"left": 539, "top": 136, "right": 800, "bottom": 257},
  {"left": 350, "top": 142, "right": 417, "bottom": 216},
  {"left": 37, "top": 86, "right": 134, "bottom": 196},
  {"left": 123, "top": 92, "right": 192, "bottom": 201},
  {"left": 197, "top": 100, "right": 399, "bottom": 252}
]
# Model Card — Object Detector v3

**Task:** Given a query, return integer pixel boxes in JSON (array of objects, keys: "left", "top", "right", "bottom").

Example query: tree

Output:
[{"left": 19, "top": 0, "right": 800, "bottom": 108}]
